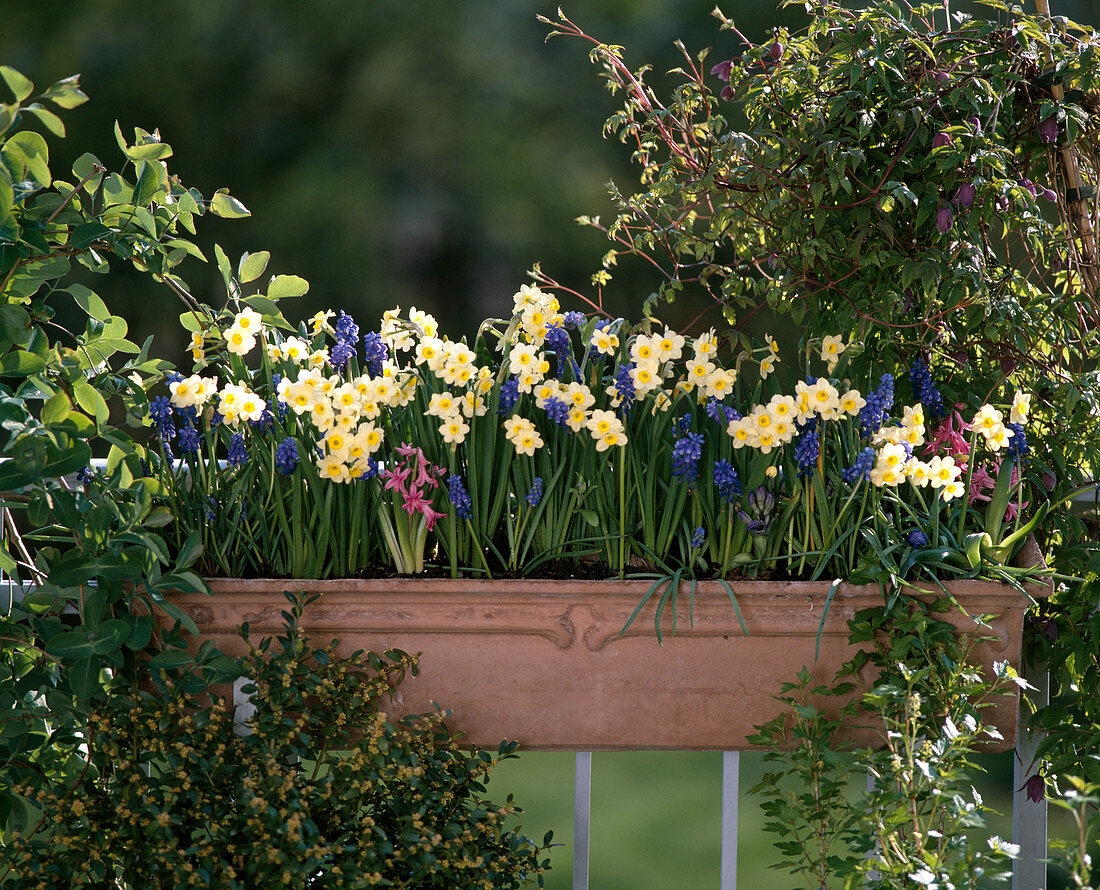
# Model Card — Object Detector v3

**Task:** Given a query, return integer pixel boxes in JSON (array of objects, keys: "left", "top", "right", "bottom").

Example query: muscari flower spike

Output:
[
  {"left": 909, "top": 357, "right": 945, "bottom": 421},
  {"left": 274, "top": 438, "right": 299, "bottom": 476},
  {"left": 447, "top": 473, "right": 473, "bottom": 520},
  {"left": 526, "top": 477, "right": 544, "bottom": 507},
  {"left": 227, "top": 432, "right": 248, "bottom": 467},
  {"left": 671, "top": 432, "right": 705, "bottom": 485},
  {"left": 362, "top": 331, "right": 389, "bottom": 377},
  {"left": 793, "top": 417, "right": 820, "bottom": 477},
  {"left": 498, "top": 376, "right": 520, "bottom": 414},
  {"left": 842, "top": 447, "right": 877, "bottom": 484},
  {"left": 331, "top": 310, "right": 361, "bottom": 370},
  {"left": 712, "top": 459, "right": 742, "bottom": 504},
  {"left": 859, "top": 374, "right": 894, "bottom": 437}
]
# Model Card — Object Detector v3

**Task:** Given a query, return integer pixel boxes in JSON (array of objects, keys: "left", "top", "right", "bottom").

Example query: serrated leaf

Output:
[
  {"left": 209, "top": 189, "right": 250, "bottom": 219},
  {"left": 0, "top": 66, "right": 33, "bottom": 102},
  {"left": 267, "top": 274, "right": 309, "bottom": 300},
  {"left": 238, "top": 250, "right": 270, "bottom": 283}
]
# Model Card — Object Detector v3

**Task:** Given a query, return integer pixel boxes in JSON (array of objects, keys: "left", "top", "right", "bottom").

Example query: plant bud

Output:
[
  {"left": 769, "top": 41, "right": 784, "bottom": 61},
  {"left": 952, "top": 182, "right": 976, "bottom": 208},
  {"left": 932, "top": 131, "right": 952, "bottom": 149},
  {"left": 935, "top": 204, "right": 954, "bottom": 233},
  {"left": 1038, "top": 115, "right": 1059, "bottom": 144}
]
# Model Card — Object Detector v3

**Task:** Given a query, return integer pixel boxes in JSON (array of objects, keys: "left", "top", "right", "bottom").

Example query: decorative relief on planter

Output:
[{"left": 157, "top": 578, "right": 1043, "bottom": 752}]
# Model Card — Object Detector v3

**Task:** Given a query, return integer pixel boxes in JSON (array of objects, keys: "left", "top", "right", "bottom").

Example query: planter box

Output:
[{"left": 157, "top": 578, "right": 1043, "bottom": 752}]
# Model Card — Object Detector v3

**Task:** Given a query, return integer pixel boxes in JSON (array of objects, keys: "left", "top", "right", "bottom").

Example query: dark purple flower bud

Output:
[
  {"left": 930, "top": 71, "right": 949, "bottom": 84},
  {"left": 1019, "top": 177, "right": 1039, "bottom": 197},
  {"left": 932, "top": 131, "right": 952, "bottom": 149},
  {"left": 1041, "top": 187, "right": 1058, "bottom": 203},
  {"left": 769, "top": 41, "right": 784, "bottom": 62},
  {"left": 936, "top": 204, "right": 954, "bottom": 233},
  {"left": 967, "top": 115, "right": 982, "bottom": 135},
  {"left": 720, "top": 85, "right": 734, "bottom": 102},
  {"left": 952, "top": 182, "right": 976, "bottom": 208},
  {"left": 710, "top": 59, "right": 734, "bottom": 83},
  {"left": 1021, "top": 774, "right": 1045, "bottom": 804},
  {"left": 1038, "top": 115, "right": 1059, "bottom": 144},
  {"left": 1042, "top": 470, "right": 1057, "bottom": 490},
  {"left": 1043, "top": 617, "right": 1058, "bottom": 641}
]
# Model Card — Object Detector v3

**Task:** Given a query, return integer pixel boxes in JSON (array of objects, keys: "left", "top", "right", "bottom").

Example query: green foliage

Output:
[
  {"left": 749, "top": 597, "right": 1025, "bottom": 888},
  {"left": 0, "top": 65, "right": 242, "bottom": 847},
  {"left": 546, "top": 1, "right": 1100, "bottom": 482},
  {"left": 3, "top": 594, "right": 552, "bottom": 888}
]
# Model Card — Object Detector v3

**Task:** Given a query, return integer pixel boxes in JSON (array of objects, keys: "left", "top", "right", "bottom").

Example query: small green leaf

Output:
[
  {"left": 0, "top": 350, "right": 46, "bottom": 376},
  {"left": 41, "top": 392, "right": 71, "bottom": 425},
  {"left": 68, "top": 656, "right": 101, "bottom": 699},
  {"left": 45, "top": 630, "right": 95, "bottom": 660},
  {"left": 209, "top": 189, "right": 250, "bottom": 219},
  {"left": 124, "top": 140, "right": 173, "bottom": 162},
  {"left": 43, "top": 75, "right": 88, "bottom": 110},
  {"left": 24, "top": 104, "right": 65, "bottom": 137},
  {"left": 0, "top": 66, "right": 33, "bottom": 102},
  {"left": 266, "top": 274, "right": 310, "bottom": 300},
  {"left": 70, "top": 222, "right": 112, "bottom": 250},
  {"left": 73, "top": 379, "right": 109, "bottom": 428},
  {"left": 2, "top": 131, "right": 51, "bottom": 186},
  {"left": 238, "top": 250, "right": 270, "bottom": 283}
]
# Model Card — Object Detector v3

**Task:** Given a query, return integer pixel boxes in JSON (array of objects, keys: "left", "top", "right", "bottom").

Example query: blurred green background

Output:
[{"left": 3, "top": 2, "right": 1094, "bottom": 885}]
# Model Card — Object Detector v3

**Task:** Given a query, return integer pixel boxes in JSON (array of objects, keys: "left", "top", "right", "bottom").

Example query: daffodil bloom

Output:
[
  {"left": 928, "top": 455, "right": 962, "bottom": 488},
  {"left": 906, "top": 459, "right": 931, "bottom": 487},
  {"left": 656, "top": 329, "right": 685, "bottom": 362},
  {"left": 820, "top": 334, "right": 846, "bottom": 363},
  {"left": 353, "top": 422, "right": 383, "bottom": 455},
  {"left": 767, "top": 394, "right": 797, "bottom": 421},
  {"left": 596, "top": 430, "right": 627, "bottom": 451},
  {"left": 870, "top": 464, "right": 902, "bottom": 487},
  {"left": 630, "top": 335, "right": 657, "bottom": 364},
  {"left": 308, "top": 348, "right": 330, "bottom": 369},
  {"left": 566, "top": 406, "right": 588, "bottom": 431},
  {"left": 685, "top": 357, "right": 715, "bottom": 389},
  {"left": 237, "top": 390, "right": 266, "bottom": 424},
  {"left": 589, "top": 329, "right": 619, "bottom": 356},
  {"left": 972, "top": 404, "right": 1003, "bottom": 432},
  {"left": 704, "top": 368, "right": 736, "bottom": 400},
  {"left": 415, "top": 337, "right": 445, "bottom": 370},
  {"left": 224, "top": 325, "right": 256, "bottom": 357},
  {"left": 440, "top": 416, "right": 470, "bottom": 446},
  {"left": 309, "top": 310, "right": 335, "bottom": 335},
  {"left": 317, "top": 453, "right": 350, "bottom": 483},
  {"left": 839, "top": 389, "right": 865, "bottom": 415},
  {"left": 514, "top": 430, "right": 544, "bottom": 456},
  {"left": 189, "top": 330, "right": 205, "bottom": 361},
  {"left": 1010, "top": 392, "right": 1031, "bottom": 424},
  {"left": 234, "top": 307, "right": 263, "bottom": 334},
  {"left": 631, "top": 360, "right": 663, "bottom": 395},
  {"left": 692, "top": 329, "right": 717, "bottom": 359},
  {"left": 459, "top": 392, "right": 488, "bottom": 418},
  {"left": 940, "top": 478, "right": 965, "bottom": 501},
  {"left": 503, "top": 415, "right": 536, "bottom": 442},
  {"left": 427, "top": 392, "right": 458, "bottom": 418},
  {"left": 726, "top": 417, "right": 753, "bottom": 448},
  {"left": 877, "top": 442, "right": 908, "bottom": 471},
  {"left": 564, "top": 382, "right": 595, "bottom": 410},
  {"left": 759, "top": 356, "right": 777, "bottom": 379},
  {"left": 806, "top": 378, "right": 841, "bottom": 415},
  {"left": 983, "top": 423, "right": 1014, "bottom": 451},
  {"left": 324, "top": 430, "right": 350, "bottom": 459},
  {"left": 409, "top": 306, "right": 439, "bottom": 339},
  {"left": 586, "top": 409, "right": 623, "bottom": 440}
]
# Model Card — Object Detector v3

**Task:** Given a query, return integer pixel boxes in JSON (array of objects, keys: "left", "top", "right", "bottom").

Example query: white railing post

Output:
[
  {"left": 1012, "top": 663, "right": 1049, "bottom": 890},
  {"left": 721, "top": 751, "right": 739, "bottom": 890},
  {"left": 573, "top": 751, "right": 591, "bottom": 890},
  {"left": 232, "top": 677, "right": 255, "bottom": 736}
]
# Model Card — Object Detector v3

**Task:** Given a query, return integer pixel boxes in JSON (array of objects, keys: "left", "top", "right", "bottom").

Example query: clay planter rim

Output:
[{"left": 158, "top": 576, "right": 1044, "bottom": 752}]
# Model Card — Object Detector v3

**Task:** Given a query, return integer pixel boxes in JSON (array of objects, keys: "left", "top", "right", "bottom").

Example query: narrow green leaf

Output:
[
  {"left": 23, "top": 104, "right": 65, "bottom": 137},
  {"left": 43, "top": 75, "right": 88, "bottom": 109}
]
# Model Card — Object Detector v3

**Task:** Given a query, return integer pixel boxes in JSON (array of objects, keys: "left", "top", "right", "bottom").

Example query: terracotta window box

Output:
[{"left": 157, "top": 578, "right": 1044, "bottom": 751}]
